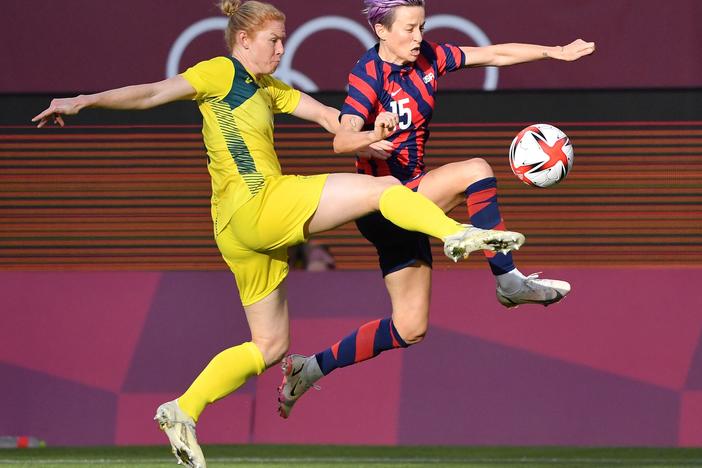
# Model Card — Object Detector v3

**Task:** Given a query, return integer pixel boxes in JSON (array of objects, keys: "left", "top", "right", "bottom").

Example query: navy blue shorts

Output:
[
  {"left": 355, "top": 212, "right": 432, "bottom": 276},
  {"left": 355, "top": 175, "right": 432, "bottom": 276}
]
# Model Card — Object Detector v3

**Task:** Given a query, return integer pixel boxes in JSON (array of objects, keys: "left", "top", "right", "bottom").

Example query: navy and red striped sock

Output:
[
  {"left": 314, "top": 318, "right": 408, "bottom": 376},
  {"left": 465, "top": 177, "right": 516, "bottom": 275}
]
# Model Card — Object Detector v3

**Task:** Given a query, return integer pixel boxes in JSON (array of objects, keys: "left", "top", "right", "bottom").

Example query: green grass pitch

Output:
[{"left": 1, "top": 445, "right": 702, "bottom": 467}]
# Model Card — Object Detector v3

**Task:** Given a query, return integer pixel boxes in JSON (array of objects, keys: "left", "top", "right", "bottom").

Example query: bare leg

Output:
[
  {"left": 385, "top": 263, "right": 432, "bottom": 345},
  {"left": 307, "top": 173, "right": 400, "bottom": 234},
  {"left": 417, "top": 158, "right": 493, "bottom": 212},
  {"left": 243, "top": 283, "right": 291, "bottom": 367}
]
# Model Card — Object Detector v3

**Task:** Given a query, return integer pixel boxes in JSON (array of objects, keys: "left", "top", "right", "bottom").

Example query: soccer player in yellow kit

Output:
[{"left": 32, "top": 1, "right": 525, "bottom": 466}]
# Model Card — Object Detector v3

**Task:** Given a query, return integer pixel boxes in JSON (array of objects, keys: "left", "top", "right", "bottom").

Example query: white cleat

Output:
[
  {"left": 154, "top": 400, "right": 206, "bottom": 468},
  {"left": 277, "top": 354, "right": 319, "bottom": 419},
  {"left": 444, "top": 224, "right": 525, "bottom": 262},
  {"left": 497, "top": 274, "right": 571, "bottom": 308}
]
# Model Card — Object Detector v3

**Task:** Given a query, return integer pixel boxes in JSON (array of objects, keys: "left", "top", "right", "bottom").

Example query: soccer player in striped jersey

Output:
[{"left": 277, "top": 0, "right": 595, "bottom": 418}]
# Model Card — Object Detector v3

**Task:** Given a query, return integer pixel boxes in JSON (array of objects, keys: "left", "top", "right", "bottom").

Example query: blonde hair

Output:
[{"left": 220, "top": 0, "right": 286, "bottom": 52}]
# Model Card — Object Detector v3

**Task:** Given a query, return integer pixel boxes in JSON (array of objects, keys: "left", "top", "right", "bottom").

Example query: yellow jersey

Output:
[{"left": 181, "top": 56, "right": 301, "bottom": 235}]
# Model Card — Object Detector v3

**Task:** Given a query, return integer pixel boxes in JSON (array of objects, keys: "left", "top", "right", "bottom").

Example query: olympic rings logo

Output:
[{"left": 166, "top": 14, "right": 498, "bottom": 91}]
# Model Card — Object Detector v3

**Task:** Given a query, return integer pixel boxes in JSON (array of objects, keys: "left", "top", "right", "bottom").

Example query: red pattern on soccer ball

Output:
[{"left": 537, "top": 137, "right": 570, "bottom": 171}]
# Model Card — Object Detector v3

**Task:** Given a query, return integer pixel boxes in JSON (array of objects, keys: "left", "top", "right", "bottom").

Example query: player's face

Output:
[
  {"left": 248, "top": 20, "right": 286, "bottom": 75},
  {"left": 379, "top": 6, "right": 425, "bottom": 64}
]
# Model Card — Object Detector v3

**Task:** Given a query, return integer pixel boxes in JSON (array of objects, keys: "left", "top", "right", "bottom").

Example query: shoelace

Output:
[
  {"left": 499, "top": 272, "right": 543, "bottom": 297},
  {"left": 291, "top": 359, "right": 322, "bottom": 393},
  {"left": 526, "top": 272, "right": 543, "bottom": 278},
  {"left": 158, "top": 411, "right": 195, "bottom": 431},
  {"left": 523, "top": 272, "right": 543, "bottom": 290}
]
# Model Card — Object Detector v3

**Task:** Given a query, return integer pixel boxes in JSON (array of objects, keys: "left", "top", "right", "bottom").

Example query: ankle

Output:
[
  {"left": 303, "top": 355, "right": 324, "bottom": 382},
  {"left": 496, "top": 268, "right": 526, "bottom": 293}
]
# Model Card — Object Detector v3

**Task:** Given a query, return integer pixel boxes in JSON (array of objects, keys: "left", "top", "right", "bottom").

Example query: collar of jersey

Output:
[
  {"left": 230, "top": 55, "right": 259, "bottom": 83},
  {"left": 372, "top": 44, "right": 415, "bottom": 75}
]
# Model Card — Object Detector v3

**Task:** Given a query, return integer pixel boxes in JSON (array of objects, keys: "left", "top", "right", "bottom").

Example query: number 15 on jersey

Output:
[{"left": 390, "top": 98, "right": 412, "bottom": 130}]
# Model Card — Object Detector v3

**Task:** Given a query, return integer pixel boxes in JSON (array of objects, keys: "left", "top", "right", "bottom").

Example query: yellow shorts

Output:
[{"left": 216, "top": 174, "right": 329, "bottom": 306}]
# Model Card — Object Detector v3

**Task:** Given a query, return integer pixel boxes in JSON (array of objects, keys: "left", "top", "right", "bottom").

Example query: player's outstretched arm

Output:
[
  {"left": 291, "top": 92, "right": 341, "bottom": 134},
  {"left": 462, "top": 39, "right": 595, "bottom": 68},
  {"left": 292, "top": 97, "right": 392, "bottom": 159},
  {"left": 32, "top": 75, "right": 197, "bottom": 128}
]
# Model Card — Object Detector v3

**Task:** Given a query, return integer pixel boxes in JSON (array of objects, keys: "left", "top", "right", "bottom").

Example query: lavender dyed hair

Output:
[{"left": 363, "top": 0, "right": 425, "bottom": 29}]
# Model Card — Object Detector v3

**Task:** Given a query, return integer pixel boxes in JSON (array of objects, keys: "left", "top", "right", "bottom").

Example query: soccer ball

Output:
[{"left": 509, "top": 123, "right": 574, "bottom": 188}]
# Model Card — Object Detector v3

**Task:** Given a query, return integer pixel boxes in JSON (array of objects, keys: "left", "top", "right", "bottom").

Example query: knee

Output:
[
  {"left": 377, "top": 175, "right": 402, "bottom": 192},
  {"left": 392, "top": 314, "right": 429, "bottom": 346},
  {"left": 252, "top": 335, "right": 289, "bottom": 367},
  {"left": 401, "top": 325, "right": 427, "bottom": 345},
  {"left": 370, "top": 175, "right": 402, "bottom": 210},
  {"left": 400, "top": 330, "right": 426, "bottom": 345},
  {"left": 461, "top": 158, "right": 494, "bottom": 185}
]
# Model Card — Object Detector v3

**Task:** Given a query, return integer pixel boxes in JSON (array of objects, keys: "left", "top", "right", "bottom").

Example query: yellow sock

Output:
[
  {"left": 178, "top": 341, "right": 266, "bottom": 422},
  {"left": 379, "top": 185, "right": 462, "bottom": 240}
]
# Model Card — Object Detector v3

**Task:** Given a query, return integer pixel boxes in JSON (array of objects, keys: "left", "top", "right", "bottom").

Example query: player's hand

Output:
[
  {"left": 31, "top": 96, "right": 85, "bottom": 128},
  {"left": 357, "top": 139, "right": 393, "bottom": 160},
  {"left": 373, "top": 112, "right": 399, "bottom": 140},
  {"left": 558, "top": 39, "right": 596, "bottom": 61}
]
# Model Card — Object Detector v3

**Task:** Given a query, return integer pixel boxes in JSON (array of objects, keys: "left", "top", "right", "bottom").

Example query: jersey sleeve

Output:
[
  {"left": 180, "top": 56, "right": 235, "bottom": 101},
  {"left": 340, "top": 60, "right": 380, "bottom": 123},
  {"left": 263, "top": 76, "right": 302, "bottom": 114},
  {"left": 427, "top": 41, "right": 466, "bottom": 76}
]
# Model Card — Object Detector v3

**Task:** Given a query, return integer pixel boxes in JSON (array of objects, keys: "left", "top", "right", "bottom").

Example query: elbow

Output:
[
  {"left": 483, "top": 56, "right": 506, "bottom": 67},
  {"left": 327, "top": 107, "right": 341, "bottom": 133}
]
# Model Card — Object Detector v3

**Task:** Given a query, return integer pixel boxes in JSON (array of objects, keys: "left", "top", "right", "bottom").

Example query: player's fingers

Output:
[
  {"left": 571, "top": 41, "right": 595, "bottom": 56},
  {"left": 370, "top": 148, "right": 389, "bottom": 160},
  {"left": 374, "top": 140, "right": 393, "bottom": 151},
  {"left": 55, "top": 115, "right": 65, "bottom": 127},
  {"left": 379, "top": 112, "right": 398, "bottom": 125},
  {"left": 31, "top": 109, "right": 51, "bottom": 123}
]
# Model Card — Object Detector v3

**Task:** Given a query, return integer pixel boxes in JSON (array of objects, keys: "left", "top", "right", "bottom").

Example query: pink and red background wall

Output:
[
  {"left": 2, "top": 268, "right": 702, "bottom": 446},
  {"left": 3, "top": 0, "right": 702, "bottom": 93}
]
